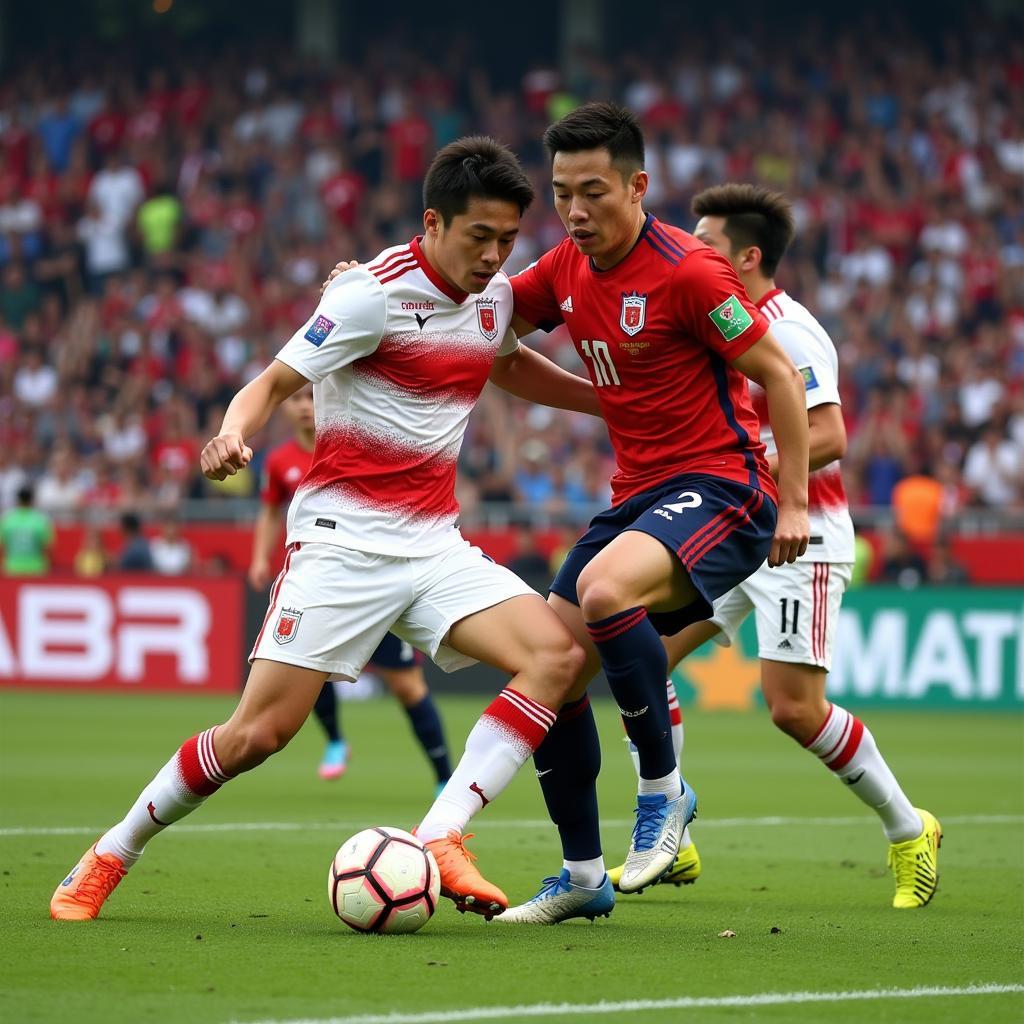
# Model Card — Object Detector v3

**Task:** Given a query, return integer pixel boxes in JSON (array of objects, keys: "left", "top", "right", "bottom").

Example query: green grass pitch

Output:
[{"left": 2, "top": 689, "right": 1022, "bottom": 1024}]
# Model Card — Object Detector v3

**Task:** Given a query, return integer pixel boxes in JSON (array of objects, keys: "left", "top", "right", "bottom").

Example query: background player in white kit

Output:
[
  {"left": 615, "top": 184, "right": 941, "bottom": 909},
  {"left": 51, "top": 136, "right": 601, "bottom": 923}
]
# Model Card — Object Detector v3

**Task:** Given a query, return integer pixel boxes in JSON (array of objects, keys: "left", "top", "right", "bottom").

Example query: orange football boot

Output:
[
  {"left": 423, "top": 831, "right": 507, "bottom": 920},
  {"left": 50, "top": 844, "right": 128, "bottom": 921}
]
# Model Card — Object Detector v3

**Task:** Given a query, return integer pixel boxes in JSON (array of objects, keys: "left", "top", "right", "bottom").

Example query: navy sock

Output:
[
  {"left": 587, "top": 606, "right": 674, "bottom": 780},
  {"left": 533, "top": 695, "right": 602, "bottom": 861},
  {"left": 404, "top": 695, "right": 451, "bottom": 783},
  {"left": 312, "top": 682, "right": 342, "bottom": 743}
]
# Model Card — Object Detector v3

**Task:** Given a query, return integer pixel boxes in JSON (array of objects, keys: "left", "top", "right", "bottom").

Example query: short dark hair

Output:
[
  {"left": 691, "top": 184, "right": 795, "bottom": 277},
  {"left": 422, "top": 137, "right": 534, "bottom": 226},
  {"left": 542, "top": 102, "right": 645, "bottom": 177}
]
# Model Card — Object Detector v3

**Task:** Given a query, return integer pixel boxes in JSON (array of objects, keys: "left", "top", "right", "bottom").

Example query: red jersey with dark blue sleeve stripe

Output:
[{"left": 511, "top": 214, "right": 776, "bottom": 506}]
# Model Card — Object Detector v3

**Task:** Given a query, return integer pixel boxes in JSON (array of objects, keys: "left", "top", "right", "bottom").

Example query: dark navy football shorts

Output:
[
  {"left": 368, "top": 632, "right": 423, "bottom": 669},
  {"left": 550, "top": 473, "right": 778, "bottom": 636}
]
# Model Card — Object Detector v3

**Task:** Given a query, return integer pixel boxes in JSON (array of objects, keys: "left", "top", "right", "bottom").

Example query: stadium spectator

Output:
[
  {"left": 0, "top": 448, "right": 29, "bottom": 512},
  {"left": 925, "top": 536, "right": 971, "bottom": 585},
  {"left": 962, "top": 424, "right": 1023, "bottom": 508},
  {"left": 35, "top": 448, "right": 86, "bottom": 514},
  {"left": 149, "top": 516, "right": 193, "bottom": 575},
  {"left": 0, "top": 485, "right": 53, "bottom": 575},
  {"left": 878, "top": 528, "right": 929, "bottom": 589},
  {"left": 117, "top": 512, "right": 153, "bottom": 571},
  {"left": 506, "top": 524, "right": 553, "bottom": 592},
  {"left": 0, "top": 8, "right": 1020, "bottom": 531},
  {"left": 73, "top": 522, "right": 108, "bottom": 577}
]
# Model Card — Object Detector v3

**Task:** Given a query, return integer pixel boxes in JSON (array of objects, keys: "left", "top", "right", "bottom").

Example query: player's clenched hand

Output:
[
  {"left": 201, "top": 432, "right": 253, "bottom": 481},
  {"left": 319, "top": 260, "right": 361, "bottom": 297},
  {"left": 768, "top": 504, "right": 809, "bottom": 567}
]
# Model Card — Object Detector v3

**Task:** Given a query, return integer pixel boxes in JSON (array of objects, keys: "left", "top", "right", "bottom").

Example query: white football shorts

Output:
[
  {"left": 710, "top": 561, "right": 853, "bottom": 671},
  {"left": 250, "top": 537, "right": 537, "bottom": 679}
]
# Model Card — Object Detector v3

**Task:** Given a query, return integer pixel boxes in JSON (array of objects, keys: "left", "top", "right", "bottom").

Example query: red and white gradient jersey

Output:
[
  {"left": 752, "top": 289, "right": 854, "bottom": 563},
  {"left": 274, "top": 237, "right": 517, "bottom": 556}
]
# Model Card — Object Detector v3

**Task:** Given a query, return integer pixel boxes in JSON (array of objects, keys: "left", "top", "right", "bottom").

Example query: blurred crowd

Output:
[{"left": 1, "top": 10, "right": 1022, "bottom": 557}]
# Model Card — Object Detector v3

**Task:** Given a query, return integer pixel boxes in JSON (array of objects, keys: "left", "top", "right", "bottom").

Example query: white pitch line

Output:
[
  {"left": 1, "top": 813, "right": 1021, "bottom": 839},
  {"left": 230, "top": 983, "right": 1024, "bottom": 1024}
]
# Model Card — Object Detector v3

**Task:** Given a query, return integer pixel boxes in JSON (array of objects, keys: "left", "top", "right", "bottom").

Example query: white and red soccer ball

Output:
[{"left": 328, "top": 827, "right": 440, "bottom": 934}]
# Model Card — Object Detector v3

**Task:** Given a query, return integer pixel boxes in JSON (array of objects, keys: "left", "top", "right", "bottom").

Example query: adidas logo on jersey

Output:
[
  {"left": 559, "top": 295, "right": 573, "bottom": 313},
  {"left": 778, "top": 639, "right": 794, "bottom": 650}
]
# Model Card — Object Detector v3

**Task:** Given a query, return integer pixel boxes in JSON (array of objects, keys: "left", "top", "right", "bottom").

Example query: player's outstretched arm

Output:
[
  {"left": 730, "top": 332, "right": 809, "bottom": 566},
  {"left": 489, "top": 343, "right": 602, "bottom": 417},
  {"left": 201, "top": 361, "right": 310, "bottom": 481}
]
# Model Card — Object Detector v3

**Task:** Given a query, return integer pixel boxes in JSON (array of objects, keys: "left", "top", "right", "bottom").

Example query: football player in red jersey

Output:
[
  {"left": 251, "top": 385, "right": 454, "bottom": 791},
  {"left": 495, "top": 103, "right": 810, "bottom": 923}
]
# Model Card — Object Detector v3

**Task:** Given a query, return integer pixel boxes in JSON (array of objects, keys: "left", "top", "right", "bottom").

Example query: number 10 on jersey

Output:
[{"left": 581, "top": 339, "right": 620, "bottom": 386}]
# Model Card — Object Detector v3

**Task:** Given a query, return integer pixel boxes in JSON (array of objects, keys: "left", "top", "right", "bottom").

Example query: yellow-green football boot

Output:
[
  {"left": 888, "top": 808, "right": 941, "bottom": 908},
  {"left": 607, "top": 840, "right": 701, "bottom": 892}
]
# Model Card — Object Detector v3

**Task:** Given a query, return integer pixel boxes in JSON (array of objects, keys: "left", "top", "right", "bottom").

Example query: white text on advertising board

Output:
[
  {"left": 830, "top": 608, "right": 1024, "bottom": 701},
  {"left": 0, "top": 586, "right": 212, "bottom": 683}
]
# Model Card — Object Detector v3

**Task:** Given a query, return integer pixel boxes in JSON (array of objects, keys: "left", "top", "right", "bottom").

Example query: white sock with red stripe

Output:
[
  {"left": 804, "top": 703, "right": 922, "bottom": 842},
  {"left": 667, "top": 679, "right": 684, "bottom": 765},
  {"left": 416, "top": 688, "right": 556, "bottom": 843},
  {"left": 95, "top": 728, "right": 232, "bottom": 865}
]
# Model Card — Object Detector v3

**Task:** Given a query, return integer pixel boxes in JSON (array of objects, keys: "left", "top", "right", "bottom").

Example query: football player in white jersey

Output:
[
  {"left": 51, "top": 137, "right": 603, "bottom": 924},
  {"left": 610, "top": 184, "right": 940, "bottom": 909}
]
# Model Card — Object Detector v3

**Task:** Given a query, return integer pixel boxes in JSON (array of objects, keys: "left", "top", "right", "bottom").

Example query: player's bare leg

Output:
[
  {"left": 575, "top": 530, "right": 699, "bottom": 891},
  {"left": 415, "top": 594, "right": 584, "bottom": 918},
  {"left": 51, "top": 661, "right": 328, "bottom": 920},
  {"left": 760, "top": 659, "right": 938, "bottom": 907}
]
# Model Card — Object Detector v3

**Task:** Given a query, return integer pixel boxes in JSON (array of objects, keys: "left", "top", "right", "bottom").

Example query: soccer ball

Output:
[{"left": 328, "top": 827, "right": 440, "bottom": 934}]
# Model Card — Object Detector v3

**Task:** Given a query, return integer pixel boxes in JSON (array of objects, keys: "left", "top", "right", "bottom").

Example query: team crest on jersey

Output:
[
  {"left": 476, "top": 298, "right": 498, "bottom": 341},
  {"left": 273, "top": 607, "right": 303, "bottom": 644},
  {"left": 620, "top": 291, "right": 647, "bottom": 337}
]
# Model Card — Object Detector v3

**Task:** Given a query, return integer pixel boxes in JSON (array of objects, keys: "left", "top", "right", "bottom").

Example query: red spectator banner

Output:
[{"left": 0, "top": 577, "right": 243, "bottom": 693}]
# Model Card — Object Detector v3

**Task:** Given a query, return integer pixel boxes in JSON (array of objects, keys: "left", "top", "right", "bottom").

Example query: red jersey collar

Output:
[
  {"left": 756, "top": 287, "right": 785, "bottom": 309},
  {"left": 410, "top": 235, "right": 469, "bottom": 304}
]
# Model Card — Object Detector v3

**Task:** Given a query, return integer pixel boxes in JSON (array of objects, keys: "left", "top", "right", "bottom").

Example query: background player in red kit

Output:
[
  {"left": 497, "top": 103, "right": 810, "bottom": 922},
  {"left": 251, "top": 385, "right": 452, "bottom": 790}
]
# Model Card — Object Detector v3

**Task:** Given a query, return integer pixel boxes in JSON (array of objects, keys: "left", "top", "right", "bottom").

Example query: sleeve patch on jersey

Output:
[
  {"left": 799, "top": 365, "right": 819, "bottom": 390},
  {"left": 708, "top": 295, "right": 754, "bottom": 341},
  {"left": 304, "top": 315, "right": 336, "bottom": 347}
]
